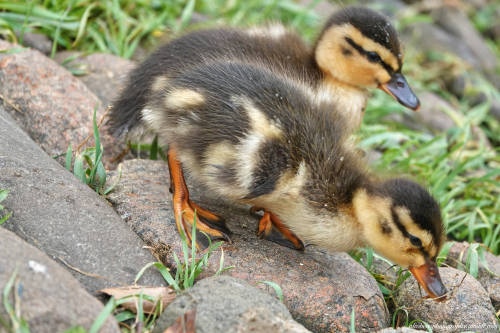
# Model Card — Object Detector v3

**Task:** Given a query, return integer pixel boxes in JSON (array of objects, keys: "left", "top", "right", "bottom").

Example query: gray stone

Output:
[
  {"left": 431, "top": 6, "right": 498, "bottom": 71},
  {"left": 153, "top": 276, "right": 311, "bottom": 333},
  {"left": 54, "top": 52, "right": 135, "bottom": 108},
  {"left": 445, "top": 74, "right": 467, "bottom": 98},
  {"left": 300, "top": 0, "right": 339, "bottom": 18},
  {"left": 490, "top": 98, "right": 500, "bottom": 122},
  {"left": 0, "top": 40, "right": 122, "bottom": 168},
  {"left": 402, "top": 22, "right": 480, "bottom": 69},
  {"left": 0, "top": 228, "right": 119, "bottom": 333},
  {"left": 16, "top": 32, "right": 52, "bottom": 55},
  {"left": 395, "top": 267, "right": 498, "bottom": 333},
  {"left": 485, "top": 23, "right": 500, "bottom": 41},
  {"left": 359, "top": 0, "right": 408, "bottom": 18},
  {"left": 107, "top": 159, "right": 389, "bottom": 332},
  {"left": 409, "top": 91, "right": 456, "bottom": 133},
  {"left": 385, "top": 92, "right": 457, "bottom": 133},
  {"left": 444, "top": 242, "right": 500, "bottom": 310},
  {"left": 236, "top": 308, "right": 313, "bottom": 333},
  {"left": 0, "top": 107, "right": 164, "bottom": 294},
  {"left": 377, "top": 328, "right": 424, "bottom": 332}
]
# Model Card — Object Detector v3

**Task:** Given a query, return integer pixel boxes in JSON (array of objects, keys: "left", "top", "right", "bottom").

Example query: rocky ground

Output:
[{"left": 0, "top": 0, "right": 499, "bottom": 332}]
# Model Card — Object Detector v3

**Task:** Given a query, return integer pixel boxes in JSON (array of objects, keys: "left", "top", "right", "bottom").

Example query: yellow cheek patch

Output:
[
  {"left": 315, "top": 24, "right": 400, "bottom": 87},
  {"left": 375, "top": 69, "right": 391, "bottom": 85},
  {"left": 352, "top": 190, "right": 430, "bottom": 268},
  {"left": 165, "top": 89, "right": 205, "bottom": 110},
  {"left": 343, "top": 55, "right": 382, "bottom": 86}
]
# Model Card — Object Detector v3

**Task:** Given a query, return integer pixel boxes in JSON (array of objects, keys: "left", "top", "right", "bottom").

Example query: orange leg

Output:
[
  {"left": 167, "top": 147, "right": 231, "bottom": 249},
  {"left": 254, "top": 208, "right": 304, "bottom": 251}
]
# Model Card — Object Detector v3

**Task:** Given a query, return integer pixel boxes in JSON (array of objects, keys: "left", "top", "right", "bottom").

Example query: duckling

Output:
[
  {"left": 125, "top": 60, "right": 446, "bottom": 299},
  {"left": 109, "top": 6, "right": 419, "bottom": 138}
]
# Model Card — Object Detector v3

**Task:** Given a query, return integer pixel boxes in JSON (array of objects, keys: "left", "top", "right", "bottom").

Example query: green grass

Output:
[
  {"left": 0, "top": 189, "right": 12, "bottom": 225},
  {"left": 110, "top": 214, "right": 232, "bottom": 331},
  {"left": 1, "top": 269, "right": 29, "bottom": 333},
  {"left": 1, "top": 0, "right": 499, "bottom": 329},
  {"left": 135, "top": 213, "right": 233, "bottom": 292},
  {"left": 0, "top": 0, "right": 321, "bottom": 58},
  {"left": 64, "top": 107, "right": 121, "bottom": 196}
]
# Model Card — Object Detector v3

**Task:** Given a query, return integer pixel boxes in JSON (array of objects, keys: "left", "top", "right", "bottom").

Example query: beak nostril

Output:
[{"left": 396, "top": 81, "right": 405, "bottom": 88}]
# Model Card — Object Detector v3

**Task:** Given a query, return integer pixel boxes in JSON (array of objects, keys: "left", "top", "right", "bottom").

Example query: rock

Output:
[
  {"left": 484, "top": 71, "right": 500, "bottom": 91},
  {"left": 402, "top": 22, "right": 480, "bottom": 69},
  {"left": 300, "top": 0, "right": 339, "bottom": 18},
  {"left": 445, "top": 74, "right": 467, "bottom": 99},
  {"left": 153, "top": 276, "right": 311, "bottom": 333},
  {"left": 16, "top": 32, "right": 52, "bottom": 55},
  {"left": 107, "top": 159, "right": 389, "bottom": 332},
  {"left": 485, "top": 23, "right": 500, "bottom": 41},
  {"left": 445, "top": 75, "right": 500, "bottom": 122},
  {"left": 431, "top": 6, "right": 498, "bottom": 72},
  {"left": 359, "top": 0, "right": 408, "bottom": 18},
  {"left": 409, "top": 91, "right": 456, "bottom": 133},
  {"left": 0, "top": 228, "right": 120, "bottom": 333},
  {"left": 444, "top": 242, "right": 500, "bottom": 310},
  {"left": 54, "top": 52, "right": 135, "bottom": 108},
  {"left": 236, "top": 308, "right": 313, "bottom": 333},
  {"left": 395, "top": 267, "right": 498, "bottom": 333},
  {"left": 462, "top": 0, "right": 490, "bottom": 10},
  {"left": 386, "top": 91, "right": 456, "bottom": 133},
  {"left": 0, "top": 107, "right": 164, "bottom": 293},
  {"left": 490, "top": 99, "right": 500, "bottom": 122},
  {"left": 377, "top": 328, "right": 424, "bottom": 333},
  {"left": 0, "top": 40, "right": 122, "bottom": 168},
  {"left": 189, "top": 12, "right": 210, "bottom": 25}
]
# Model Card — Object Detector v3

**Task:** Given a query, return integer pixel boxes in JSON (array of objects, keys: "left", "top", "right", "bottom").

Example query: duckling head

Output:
[
  {"left": 314, "top": 7, "right": 420, "bottom": 111},
  {"left": 353, "top": 178, "right": 447, "bottom": 298}
]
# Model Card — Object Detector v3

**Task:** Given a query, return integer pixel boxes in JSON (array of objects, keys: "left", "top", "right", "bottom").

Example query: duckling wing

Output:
[
  {"left": 109, "top": 27, "right": 320, "bottom": 138},
  {"left": 143, "top": 61, "right": 351, "bottom": 204}
]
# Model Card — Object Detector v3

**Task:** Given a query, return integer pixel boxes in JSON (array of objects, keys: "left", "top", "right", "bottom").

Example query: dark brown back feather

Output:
[{"left": 108, "top": 27, "right": 322, "bottom": 137}]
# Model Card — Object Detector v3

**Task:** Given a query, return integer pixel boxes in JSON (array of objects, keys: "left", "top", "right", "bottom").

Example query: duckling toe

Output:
[
  {"left": 256, "top": 211, "right": 305, "bottom": 251},
  {"left": 178, "top": 205, "right": 232, "bottom": 250}
]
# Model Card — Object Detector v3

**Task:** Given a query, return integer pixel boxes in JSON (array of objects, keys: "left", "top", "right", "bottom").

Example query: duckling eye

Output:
[
  {"left": 366, "top": 51, "right": 381, "bottom": 63},
  {"left": 409, "top": 235, "right": 422, "bottom": 247}
]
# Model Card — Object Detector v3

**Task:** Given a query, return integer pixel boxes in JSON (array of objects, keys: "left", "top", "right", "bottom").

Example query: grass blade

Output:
[
  {"left": 73, "top": 154, "right": 87, "bottom": 183},
  {"left": 103, "top": 165, "right": 121, "bottom": 195},
  {"left": 72, "top": 3, "right": 97, "bottom": 47},
  {"left": 176, "top": 0, "right": 195, "bottom": 32},
  {"left": 88, "top": 297, "right": 116, "bottom": 333},
  {"left": 257, "top": 281, "right": 283, "bottom": 302},
  {"left": 350, "top": 308, "right": 356, "bottom": 333},
  {"left": 65, "top": 144, "right": 72, "bottom": 171},
  {"left": 150, "top": 135, "right": 158, "bottom": 160},
  {"left": 0, "top": 189, "right": 9, "bottom": 203},
  {"left": 0, "top": 212, "right": 12, "bottom": 225}
]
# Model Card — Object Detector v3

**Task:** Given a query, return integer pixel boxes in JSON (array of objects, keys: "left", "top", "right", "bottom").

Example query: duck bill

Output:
[
  {"left": 409, "top": 261, "right": 447, "bottom": 300},
  {"left": 379, "top": 73, "right": 420, "bottom": 111}
]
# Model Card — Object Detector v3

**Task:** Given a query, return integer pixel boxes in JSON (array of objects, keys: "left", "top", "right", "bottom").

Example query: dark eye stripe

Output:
[
  {"left": 391, "top": 207, "right": 429, "bottom": 258},
  {"left": 345, "top": 37, "right": 395, "bottom": 75}
]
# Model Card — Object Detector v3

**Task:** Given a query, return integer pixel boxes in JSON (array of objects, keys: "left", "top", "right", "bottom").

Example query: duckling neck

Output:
[{"left": 320, "top": 76, "right": 368, "bottom": 132}]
